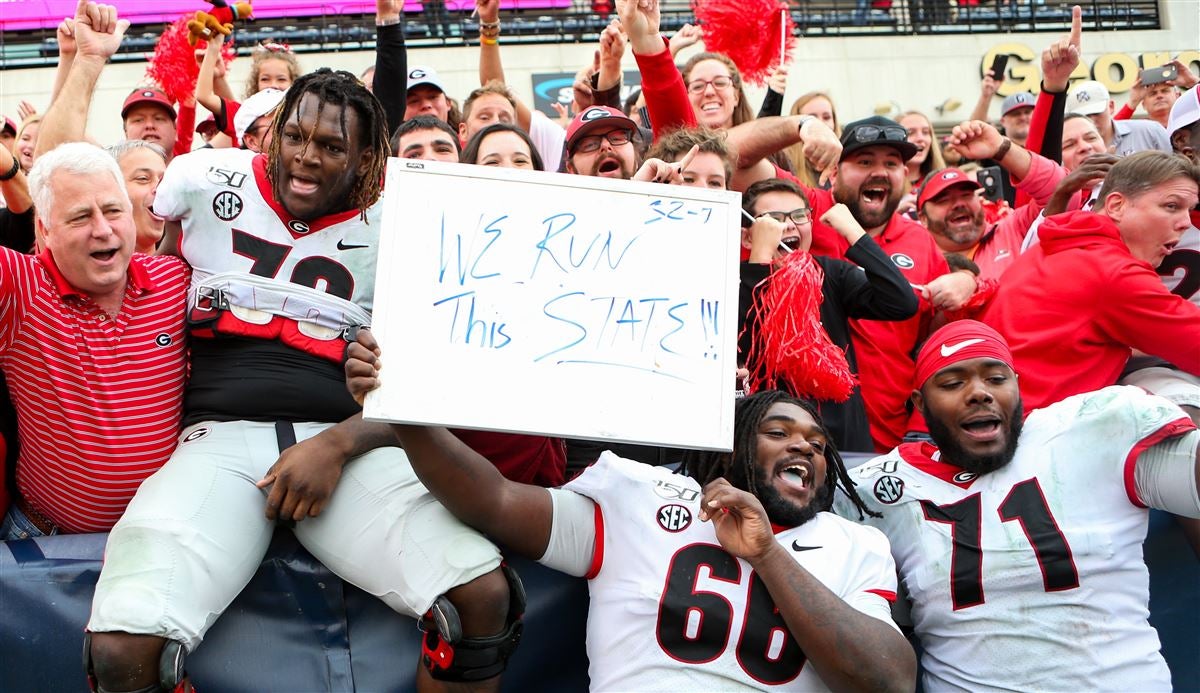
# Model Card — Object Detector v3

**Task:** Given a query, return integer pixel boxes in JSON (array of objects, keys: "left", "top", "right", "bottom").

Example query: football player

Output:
[
  {"left": 345, "top": 329, "right": 917, "bottom": 692},
  {"left": 85, "top": 69, "right": 519, "bottom": 693},
  {"left": 836, "top": 320, "right": 1200, "bottom": 691}
]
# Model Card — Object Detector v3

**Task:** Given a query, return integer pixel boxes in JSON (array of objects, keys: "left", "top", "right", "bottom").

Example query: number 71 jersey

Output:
[{"left": 835, "top": 386, "right": 1194, "bottom": 692}]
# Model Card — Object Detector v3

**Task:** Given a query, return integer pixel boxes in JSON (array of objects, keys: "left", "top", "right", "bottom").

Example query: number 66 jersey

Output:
[
  {"left": 551, "top": 453, "right": 900, "bottom": 692},
  {"left": 835, "top": 386, "right": 1197, "bottom": 692}
]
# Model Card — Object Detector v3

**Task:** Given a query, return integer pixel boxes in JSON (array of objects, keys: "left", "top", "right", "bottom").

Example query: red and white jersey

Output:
[
  {"left": 154, "top": 148, "right": 381, "bottom": 314},
  {"left": 565, "top": 453, "right": 898, "bottom": 692},
  {"left": 835, "top": 386, "right": 1194, "bottom": 692}
]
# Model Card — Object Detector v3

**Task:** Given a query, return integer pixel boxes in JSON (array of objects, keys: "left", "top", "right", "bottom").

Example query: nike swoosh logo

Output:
[
  {"left": 337, "top": 240, "right": 369, "bottom": 251},
  {"left": 940, "top": 338, "right": 984, "bottom": 357},
  {"left": 791, "top": 541, "right": 821, "bottom": 552}
]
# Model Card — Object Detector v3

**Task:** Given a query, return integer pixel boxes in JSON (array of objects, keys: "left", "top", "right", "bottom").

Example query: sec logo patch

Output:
[
  {"left": 873, "top": 475, "right": 904, "bottom": 504},
  {"left": 212, "top": 191, "right": 243, "bottom": 221},
  {"left": 657, "top": 504, "right": 692, "bottom": 532}
]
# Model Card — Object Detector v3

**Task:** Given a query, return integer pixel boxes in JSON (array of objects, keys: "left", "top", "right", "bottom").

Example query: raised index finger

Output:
[
  {"left": 74, "top": 0, "right": 88, "bottom": 21},
  {"left": 1068, "top": 5, "right": 1081, "bottom": 47},
  {"left": 677, "top": 143, "right": 700, "bottom": 171}
]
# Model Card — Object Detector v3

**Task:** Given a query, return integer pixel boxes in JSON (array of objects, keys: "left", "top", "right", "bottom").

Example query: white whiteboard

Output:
[{"left": 363, "top": 159, "right": 741, "bottom": 451}]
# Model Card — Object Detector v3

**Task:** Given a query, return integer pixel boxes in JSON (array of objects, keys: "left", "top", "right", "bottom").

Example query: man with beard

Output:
[
  {"left": 563, "top": 106, "right": 640, "bottom": 180},
  {"left": 801, "top": 116, "right": 984, "bottom": 451},
  {"left": 915, "top": 116, "right": 1071, "bottom": 282},
  {"left": 344, "top": 340, "right": 918, "bottom": 691},
  {"left": 836, "top": 320, "right": 1200, "bottom": 692}
]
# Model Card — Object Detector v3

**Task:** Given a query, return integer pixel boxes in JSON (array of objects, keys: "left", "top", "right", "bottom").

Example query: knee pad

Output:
[
  {"left": 84, "top": 633, "right": 189, "bottom": 693},
  {"left": 420, "top": 564, "right": 526, "bottom": 682}
]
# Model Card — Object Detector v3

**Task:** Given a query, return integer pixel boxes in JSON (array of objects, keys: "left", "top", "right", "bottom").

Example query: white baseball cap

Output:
[
  {"left": 406, "top": 66, "right": 446, "bottom": 93},
  {"left": 1166, "top": 85, "right": 1200, "bottom": 137},
  {"left": 234, "top": 88, "right": 286, "bottom": 146},
  {"left": 1066, "top": 81, "right": 1110, "bottom": 116}
]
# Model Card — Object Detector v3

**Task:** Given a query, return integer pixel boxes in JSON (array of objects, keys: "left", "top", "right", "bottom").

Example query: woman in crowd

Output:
[
  {"left": 461, "top": 122, "right": 545, "bottom": 171},
  {"left": 786, "top": 91, "right": 842, "bottom": 187}
]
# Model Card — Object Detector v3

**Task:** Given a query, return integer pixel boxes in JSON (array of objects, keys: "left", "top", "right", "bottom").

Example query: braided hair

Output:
[
  {"left": 265, "top": 68, "right": 390, "bottom": 220},
  {"left": 681, "top": 390, "right": 879, "bottom": 520}
]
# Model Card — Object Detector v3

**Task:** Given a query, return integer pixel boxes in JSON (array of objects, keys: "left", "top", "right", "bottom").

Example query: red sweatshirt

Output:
[{"left": 983, "top": 210, "right": 1200, "bottom": 412}]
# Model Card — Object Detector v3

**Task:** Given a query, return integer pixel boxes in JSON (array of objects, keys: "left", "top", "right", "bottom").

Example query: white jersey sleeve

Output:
[
  {"left": 538, "top": 487, "right": 598, "bottom": 578},
  {"left": 838, "top": 386, "right": 1193, "bottom": 693}
]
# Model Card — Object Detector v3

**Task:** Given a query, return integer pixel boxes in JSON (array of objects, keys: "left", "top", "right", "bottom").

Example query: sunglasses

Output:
[{"left": 848, "top": 125, "right": 909, "bottom": 144}]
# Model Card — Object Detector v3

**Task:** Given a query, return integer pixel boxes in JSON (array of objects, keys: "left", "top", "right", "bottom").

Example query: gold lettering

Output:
[
  {"left": 1094, "top": 53, "right": 1140, "bottom": 92},
  {"left": 983, "top": 43, "right": 1038, "bottom": 95}
]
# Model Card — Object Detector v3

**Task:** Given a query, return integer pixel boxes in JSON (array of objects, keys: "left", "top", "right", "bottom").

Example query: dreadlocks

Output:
[
  {"left": 681, "top": 390, "right": 879, "bottom": 520},
  {"left": 265, "top": 67, "right": 390, "bottom": 220}
]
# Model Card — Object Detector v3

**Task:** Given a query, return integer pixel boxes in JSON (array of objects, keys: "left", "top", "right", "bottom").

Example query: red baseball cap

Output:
[
  {"left": 0, "top": 116, "right": 15, "bottom": 137},
  {"left": 565, "top": 106, "right": 637, "bottom": 153},
  {"left": 917, "top": 167, "right": 982, "bottom": 209},
  {"left": 121, "top": 87, "right": 176, "bottom": 121}
]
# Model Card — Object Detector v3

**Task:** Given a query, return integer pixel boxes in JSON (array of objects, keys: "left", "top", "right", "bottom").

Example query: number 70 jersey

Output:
[
  {"left": 835, "top": 386, "right": 1194, "bottom": 692},
  {"left": 154, "top": 148, "right": 381, "bottom": 312}
]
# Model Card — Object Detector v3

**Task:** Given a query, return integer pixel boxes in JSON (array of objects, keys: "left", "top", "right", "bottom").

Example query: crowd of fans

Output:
[{"left": 1, "top": 0, "right": 1198, "bottom": 690}]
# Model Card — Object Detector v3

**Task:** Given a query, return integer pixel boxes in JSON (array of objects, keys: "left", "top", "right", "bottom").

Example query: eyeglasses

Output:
[
  {"left": 574, "top": 129, "right": 632, "bottom": 153},
  {"left": 687, "top": 76, "right": 734, "bottom": 94},
  {"left": 762, "top": 208, "right": 812, "bottom": 225},
  {"left": 848, "top": 125, "right": 909, "bottom": 144}
]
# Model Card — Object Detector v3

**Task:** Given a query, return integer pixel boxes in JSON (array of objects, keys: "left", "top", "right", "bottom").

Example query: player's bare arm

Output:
[{"left": 702, "top": 479, "right": 917, "bottom": 693}]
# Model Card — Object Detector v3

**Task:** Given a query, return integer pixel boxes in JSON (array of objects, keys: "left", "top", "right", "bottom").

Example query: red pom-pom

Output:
[
  {"left": 146, "top": 16, "right": 236, "bottom": 105},
  {"left": 693, "top": 0, "right": 793, "bottom": 85},
  {"left": 743, "top": 251, "right": 857, "bottom": 402}
]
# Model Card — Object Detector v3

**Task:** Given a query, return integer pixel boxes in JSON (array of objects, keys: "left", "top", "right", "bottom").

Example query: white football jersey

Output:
[
  {"left": 154, "top": 148, "right": 382, "bottom": 313},
  {"left": 566, "top": 453, "right": 899, "bottom": 692},
  {"left": 1159, "top": 224, "right": 1199, "bottom": 308},
  {"left": 835, "top": 386, "right": 1194, "bottom": 692}
]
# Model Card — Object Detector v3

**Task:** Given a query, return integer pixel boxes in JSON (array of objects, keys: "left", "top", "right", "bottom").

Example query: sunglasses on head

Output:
[{"left": 849, "top": 125, "right": 908, "bottom": 144}]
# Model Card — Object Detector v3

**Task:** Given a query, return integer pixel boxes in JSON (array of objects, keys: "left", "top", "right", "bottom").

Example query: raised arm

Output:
[
  {"left": 700, "top": 479, "right": 916, "bottom": 693},
  {"left": 823, "top": 204, "right": 919, "bottom": 321},
  {"left": 344, "top": 330, "right": 556, "bottom": 559},
  {"left": 49, "top": 18, "right": 78, "bottom": 106},
  {"left": 195, "top": 35, "right": 225, "bottom": 116},
  {"left": 968, "top": 66, "right": 1001, "bottom": 123},
  {"left": 36, "top": 0, "right": 128, "bottom": 157},
  {"left": 727, "top": 115, "right": 841, "bottom": 191},
  {"left": 0, "top": 145, "right": 32, "bottom": 216},
  {"left": 373, "top": 0, "right": 408, "bottom": 135},
  {"left": 1027, "top": 5, "right": 1081, "bottom": 162},
  {"left": 947, "top": 120, "right": 1034, "bottom": 181},
  {"left": 619, "top": 0, "right": 694, "bottom": 139}
]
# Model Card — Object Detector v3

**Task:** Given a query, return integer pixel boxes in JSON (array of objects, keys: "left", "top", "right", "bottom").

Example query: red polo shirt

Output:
[{"left": 0, "top": 248, "right": 190, "bottom": 533}]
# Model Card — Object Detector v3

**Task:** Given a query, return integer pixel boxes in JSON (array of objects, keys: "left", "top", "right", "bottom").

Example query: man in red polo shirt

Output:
[{"left": 0, "top": 142, "right": 189, "bottom": 539}]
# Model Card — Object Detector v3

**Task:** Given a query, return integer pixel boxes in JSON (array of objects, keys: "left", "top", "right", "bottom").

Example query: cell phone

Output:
[
  {"left": 988, "top": 54, "right": 1009, "bottom": 81},
  {"left": 1141, "top": 64, "right": 1178, "bottom": 86},
  {"left": 977, "top": 166, "right": 1006, "bottom": 203}
]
